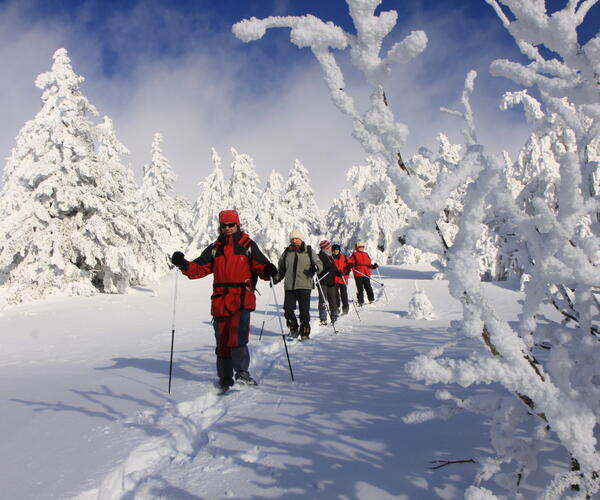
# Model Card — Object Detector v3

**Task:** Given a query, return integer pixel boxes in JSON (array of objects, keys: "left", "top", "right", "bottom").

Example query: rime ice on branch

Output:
[{"left": 234, "top": 0, "right": 600, "bottom": 497}]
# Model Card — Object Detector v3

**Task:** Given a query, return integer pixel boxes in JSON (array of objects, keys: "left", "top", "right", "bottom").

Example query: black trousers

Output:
[
  {"left": 284, "top": 289, "right": 312, "bottom": 328},
  {"left": 318, "top": 283, "right": 338, "bottom": 323},
  {"left": 355, "top": 276, "right": 374, "bottom": 304},
  {"left": 335, "top": 283, "right": 349, "bottom": 313}
]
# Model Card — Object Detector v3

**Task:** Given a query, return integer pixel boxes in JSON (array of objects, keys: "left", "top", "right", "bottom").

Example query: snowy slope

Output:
[{"left": 0, "top": 265, "right": 547, "bottom": 499}]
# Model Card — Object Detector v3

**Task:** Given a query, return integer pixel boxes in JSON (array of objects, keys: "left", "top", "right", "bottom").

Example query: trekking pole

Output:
[
  {"left": 353, "top": 268, "right": 385, "bottom": 287},
  {"left": 259, "top": 306, "right": 269, "bottom": 341},
  {"left": 352, "top": 299, "right": 362, "bottom": 320},
  {"left": 314, "top": 273, "right": 338, "bottom": 334},
  {"left": 270, "top": 278, "right": 294, "bottom": 381},
  {"left": 168, "top": 271, "right": 179, "bottom": 394},
  {"left": 375, "top": 267, "right": 389, "bottom": 302}
]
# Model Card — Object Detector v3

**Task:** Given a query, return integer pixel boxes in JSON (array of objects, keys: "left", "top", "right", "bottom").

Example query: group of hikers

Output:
[{"left": 171, "top": 209, "right": 380, "bottom": 393}]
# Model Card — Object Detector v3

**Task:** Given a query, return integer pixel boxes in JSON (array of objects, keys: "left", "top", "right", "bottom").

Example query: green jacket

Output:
[{"left": 276, "top": 243, "right": 323, "bottom": 291}]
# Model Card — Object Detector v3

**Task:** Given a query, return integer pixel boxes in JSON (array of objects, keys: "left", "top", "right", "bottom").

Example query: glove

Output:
[
  {"left": 171, "top": 251, "right": 188, "bottom": 270},
  {"left": 347, "top": 263, "right": 354, "bottom": 270},
  {"left": 303, "top": 265, "right": 317, "bottom": 277},
  {"left": 336, "top": 270, "right": 344, "bottom": 277},
  {"left": 265, "top": 263, "right": 278, "bottom": 278},
  {"left": 372, "top": 263, "right": 379, "bottom": 269}
]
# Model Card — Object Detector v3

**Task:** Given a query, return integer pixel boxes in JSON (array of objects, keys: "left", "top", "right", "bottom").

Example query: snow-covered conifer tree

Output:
[
  {"left": 326, "top": 189, "right": 360, "bottom": 255},
  {"left": 0, "top": 49, "right": 156, "bottom": 304},
  {"left": 340, "top": 156, "right": 411, "bottom": 263},
  {"left": 138, "top": 133, "right": 192, "bottom": 273},
  {"left": 254, "top": 170, "right": 289, "bottom": 261},
  {"left": 228, "top": 147, "right": 262, "bottom": 237},
  {"left": 407, "top": 284, "right": 436, "bottom": 320},
  {"left": 282, "top": 159, "right": 326, "bottom": 246},
  {"left": 189, "top": 148, "right": 229, "bottom": 254}
]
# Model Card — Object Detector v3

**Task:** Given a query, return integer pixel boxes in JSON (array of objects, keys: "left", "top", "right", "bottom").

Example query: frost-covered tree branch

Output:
[{"left": 234, "top": 0, "right": 600, "bottom": 496}]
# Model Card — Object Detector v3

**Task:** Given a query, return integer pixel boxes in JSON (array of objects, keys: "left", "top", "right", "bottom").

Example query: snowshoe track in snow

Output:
[{"left": 75, "top": 293, "right": 382, "bottom": 499}]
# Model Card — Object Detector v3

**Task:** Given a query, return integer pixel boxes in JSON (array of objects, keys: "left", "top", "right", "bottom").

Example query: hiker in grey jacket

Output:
[{"left": 275, "top": 229, "right": 323, "bottom": 339}]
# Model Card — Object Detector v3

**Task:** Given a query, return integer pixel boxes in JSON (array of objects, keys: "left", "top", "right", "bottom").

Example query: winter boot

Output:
[
  {"left": 235, "top": 370, "right": 258, "bottom": 386},
  {"left": 342, "top": 306, "right": 349, "bottom": 315},
  {"left": 300, "top": 324, "right": 311, "bottom": 340},
  {"left": 287, "top": 319, "right": 299, "bottom": 338},
  {"left": 217, "top": 377, "right": 234, "bottom": 394}
]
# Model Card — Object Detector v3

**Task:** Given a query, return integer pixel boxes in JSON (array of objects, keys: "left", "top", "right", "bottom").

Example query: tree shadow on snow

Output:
[
  {"left": 95, "top": 357, "right": 202, "bottom": 382},
  {"left": 184, "top": 320, "right": 484, "bottom": 499},
  {"left": 9, "top": 347, "right": 217, "bottom": 441}
]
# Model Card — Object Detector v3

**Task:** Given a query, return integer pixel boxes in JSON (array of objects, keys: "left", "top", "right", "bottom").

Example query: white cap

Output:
[{"left": 289, "top": 229, "right": 304, "bottom": 241}]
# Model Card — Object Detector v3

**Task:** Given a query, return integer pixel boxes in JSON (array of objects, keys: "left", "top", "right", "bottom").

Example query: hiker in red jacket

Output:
[
  {"left": 332, "top": 244, "right": 351, "bottom": 315},
  {"left": 348, "top": 241, "right": 378, "bottom": 305},
  {"left": 171, "top": 210, "right": 277, "bottom": 393}
]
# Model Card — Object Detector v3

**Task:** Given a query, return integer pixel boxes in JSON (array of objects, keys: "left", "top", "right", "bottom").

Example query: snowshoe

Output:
[
  {"left": 216, "top": 378, "right": 234, "bottom": 395},
  {"left": 235, "top": 371, "right": 258, "bottom": 386}
]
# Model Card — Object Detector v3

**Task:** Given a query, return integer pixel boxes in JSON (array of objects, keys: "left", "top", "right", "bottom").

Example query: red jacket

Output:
[
  {"left": 183, "top": 231, "right": 270, "bottom": 317},
  {"left": 333, "top": 253, "right": 350, "bottom": 285},
  {"left": 349, "top": 250, "right": 374, "bottom": 278}
]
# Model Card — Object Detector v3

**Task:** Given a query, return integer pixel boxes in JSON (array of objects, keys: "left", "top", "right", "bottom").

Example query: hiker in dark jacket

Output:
[
  {"left": 317, "top": 240, "right": 339, "bottom": 325},
  {"left": 171, "top": 210, "right": 278, "bottom": 393},
  {"left": 274, "top": 229, "right": 322, "bottom": 339},
  {"left": 332, "top": 244, "right": 351, "bottom": 315}
]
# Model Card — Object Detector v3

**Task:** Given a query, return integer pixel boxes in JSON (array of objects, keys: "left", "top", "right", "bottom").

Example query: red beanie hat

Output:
[{"left": 219, "top": 210, "right": 240, "bottom": 226}]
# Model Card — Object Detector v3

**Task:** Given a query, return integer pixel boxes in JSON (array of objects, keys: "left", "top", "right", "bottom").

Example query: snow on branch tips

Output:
[{"left": 232, "top": 0, "right": 427, "bottom": 167}]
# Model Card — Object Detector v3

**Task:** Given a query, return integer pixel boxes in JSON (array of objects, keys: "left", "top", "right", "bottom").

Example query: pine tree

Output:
[
  {"left": 228, "top": 147, "right": 262, "bottom": 236},
  {"left": 255, "top": 170, "right": 289, "bottom": 262},
  {"left": 0, "top": 49, "right": 161, "bottom": 304},
  {"left": 283, "top": 159, "right": 326, "bottom": 246},
  {"left": 189, "top": 147, "right": 229, "bottom": 254},
  {"left": 326, "top": 189, "right": 360, "bottom": 255},
  {"left": 138, "top": 133, "right": 192, "bottom": 272}
]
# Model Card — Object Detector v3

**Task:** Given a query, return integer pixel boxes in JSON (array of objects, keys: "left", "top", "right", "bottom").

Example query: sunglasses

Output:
[
  {"left": 357, "top": 246, "right": 365, "bottom": 248},
  {"left": 220, "top": 222, "right": 237, "bottom": 228}
]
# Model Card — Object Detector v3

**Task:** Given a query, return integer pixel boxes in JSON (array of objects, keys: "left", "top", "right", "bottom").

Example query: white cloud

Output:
[{"left": 0, "top": 0, "right": 534, "bottom": 211}]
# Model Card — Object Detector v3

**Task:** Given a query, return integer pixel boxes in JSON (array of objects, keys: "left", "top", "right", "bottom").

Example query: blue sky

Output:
[{"left": 0, "top": 0, "right": 597, "bottom": 206}]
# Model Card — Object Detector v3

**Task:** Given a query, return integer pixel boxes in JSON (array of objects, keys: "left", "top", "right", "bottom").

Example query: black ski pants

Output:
[
  {"left": 284, "top": 289, "right": 312, "bottom": 328},
  {"left": 318, "top": 284, "right": 338, "bottom": 323},
  {"left": 335, "top": 283, "right": 349, "bottom": 313},
  {"left": 355, "top": 276, "right": 374, "bottom": 304}
]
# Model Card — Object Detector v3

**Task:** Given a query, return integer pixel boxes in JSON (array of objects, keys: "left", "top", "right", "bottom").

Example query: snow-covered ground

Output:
[{"left": 1, "top": 265, "right": 539, "bottom": 499}]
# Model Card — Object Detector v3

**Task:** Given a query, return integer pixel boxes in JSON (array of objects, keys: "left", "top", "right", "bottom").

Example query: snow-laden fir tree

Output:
[
  {"left": 138, "top": 133, "right": 192, "bottom": 275},
  {"left": 407, "top": 283, "right": 436, "bottom": 320},
  {"left": 282, "top": 159, "right": 326, "bottom": 246},
  {"left": 235, "top": 1, "right": 600, "bottom": 496},
  {"left": 345, "top": 156, "right": 411, "bottom": 263},
  {"left": 327, "top": 155, "right": 426, "bottom": 264},
  {"left": 189, "top": 148, "right": 229, "bottom": 254},
  {"left": 326, "top": 188, "right": 360, "bottom": 255},
  {"left": 0, "top": 48, "right": 156, "bottom": 305},
  {"left": 228, "top": 147, "right": 262, "bottom": 237},
  {"left": 254, "top": 170, "right": 290, "bottom": 262}
]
